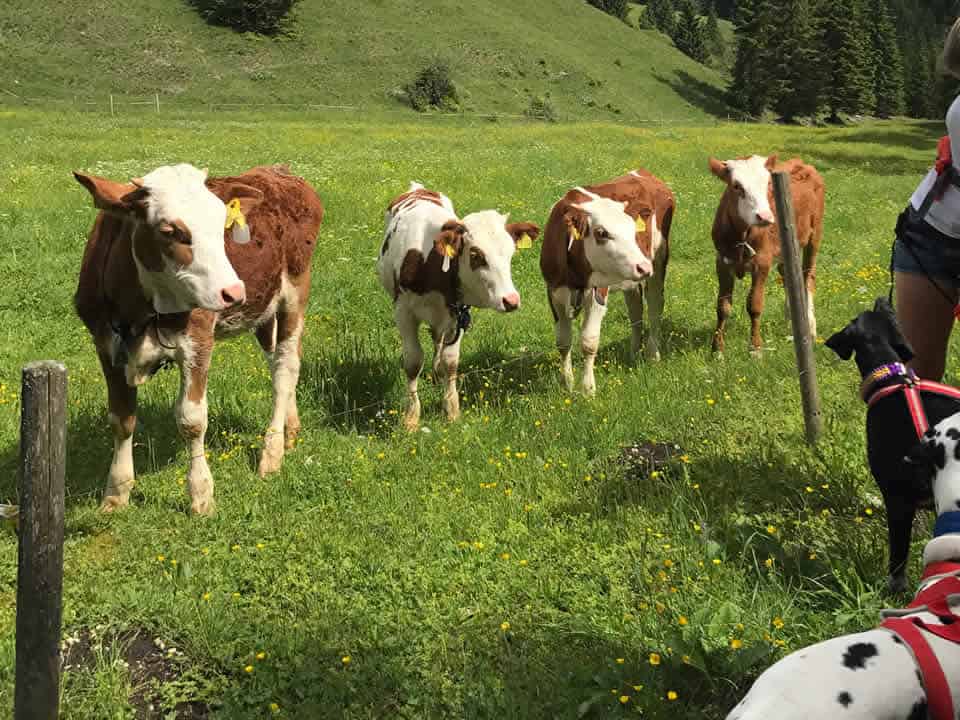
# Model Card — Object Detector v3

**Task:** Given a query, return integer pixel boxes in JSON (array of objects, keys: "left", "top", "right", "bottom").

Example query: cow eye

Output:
[
  {"left": 469, "top": 248, "right": 487, "bottom": 267},
  {"left": 596, "top": 228, "right": 610, "bottom": 240},
  {"left": 733, "top": 182, "right": 744, "bottom": 194},
  {"left": 159, "top": 223, "right": 192, "bottom": 245}
]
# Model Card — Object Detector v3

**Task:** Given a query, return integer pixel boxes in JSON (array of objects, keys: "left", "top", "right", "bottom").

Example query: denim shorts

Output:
[{"left": 892, "top": 206, "right": 960, "bottom": 289}]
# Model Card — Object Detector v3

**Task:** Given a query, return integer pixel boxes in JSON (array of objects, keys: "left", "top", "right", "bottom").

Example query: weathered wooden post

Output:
[
  {"left": 109, "top": 94, "right": 114, "bottom": 116},
  {"left": 772, "top": 172, "right": 822, "bottom": 445},
  {"left": 15, "top": 361, "right": 67, "bottom": 720}
]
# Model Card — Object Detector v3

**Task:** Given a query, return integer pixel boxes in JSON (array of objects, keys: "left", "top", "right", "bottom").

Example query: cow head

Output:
[
  {"left": 434, "top": 212, "right": 540, "bottom": 312},
  {"left": 709, "top": 155, "right": 777, "bottom": 228},
  {"left": 74, "top": 164, "right": 262, "bottom": 314},
  {"left": 566, "top": 193, "right": 653, "bottom": 284}
]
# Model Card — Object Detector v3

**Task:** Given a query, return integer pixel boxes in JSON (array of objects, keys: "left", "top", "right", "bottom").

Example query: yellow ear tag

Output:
[
  {"left": 225, "top": 198, "right": 251, "bottom": 244},
  {"left": 636, "top": 216, "right": 646, "bottom": 233},
  {"left": 443, "top": 242, "right": 457, "bottom": 258},
  {"left": 517, "top": 233, "right": 533, "bottom": 250},
  {"left": 568, "top": 226, "right": 581, "bottom": 251}
]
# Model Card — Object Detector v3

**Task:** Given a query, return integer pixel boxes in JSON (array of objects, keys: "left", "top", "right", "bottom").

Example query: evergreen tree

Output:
[
  {"left": 818, "top": 0, "right": 875, "bottom": 121},
  {"left": 867, "top": 0, "right": 905, "bottom": 117},
  {"left": 703, "top": 0, "right": 726, "bottom": 64},
  {"left": 769, "top": 0, "right": 822, "bottom": 121},
  {"left": 587, "top": 0, "right": 628, "bottom": 20},
  {"left": 675, "top": 0, "right": 709, "bottom": 63},
  {"left": 728, "top": 0, "right": 774, "bottom": 116},
  {"left": 647, "top": 0, "right": 677, "bottom": 38}
]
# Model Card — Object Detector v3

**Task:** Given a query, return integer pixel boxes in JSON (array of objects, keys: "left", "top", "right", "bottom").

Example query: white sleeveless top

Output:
[{"left": 910, "top": 95, "right": 960, "bottom": 238}]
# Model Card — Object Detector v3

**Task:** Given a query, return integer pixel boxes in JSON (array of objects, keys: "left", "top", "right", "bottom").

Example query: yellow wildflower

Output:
[
  {"left": 649, "top": 653, "right": 661, "bottom": 666},
  {"left": 667, "top": 691, "right": 678, "bottom": 701}
]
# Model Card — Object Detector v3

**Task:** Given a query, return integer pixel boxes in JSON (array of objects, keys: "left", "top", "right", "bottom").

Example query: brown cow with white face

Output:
[
  {"left": 74, "top": 163, "right": 324, "bottom": 515},
  {"left": 540, "top": 169, "right": 674, "bottom": 396},
  {"left": 708, "top": 154, "right": 824, "bottom": 355}
]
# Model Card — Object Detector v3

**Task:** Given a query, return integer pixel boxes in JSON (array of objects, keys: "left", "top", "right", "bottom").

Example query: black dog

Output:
[{"left": 826, "top": 297, "right": 960, "bottom": 592}]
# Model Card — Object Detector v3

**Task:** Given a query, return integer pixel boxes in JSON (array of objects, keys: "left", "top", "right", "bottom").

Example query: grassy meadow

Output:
[{"left": 0, "top": 108, "right": 949, "bottom": 719}]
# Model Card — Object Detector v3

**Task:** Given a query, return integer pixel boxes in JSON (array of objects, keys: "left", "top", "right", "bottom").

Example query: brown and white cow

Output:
[
  {"left": 708, "top": 154, "right": 824, "bottom": 355},
  {"left": 540, "top": 169, "right": 674, "bottom": 395},
  {"left": 377, "top": 182, "right": 540, "bottom": 430},
  {"left": 74, "top": 163, "right": 324, "bottom": 515}
]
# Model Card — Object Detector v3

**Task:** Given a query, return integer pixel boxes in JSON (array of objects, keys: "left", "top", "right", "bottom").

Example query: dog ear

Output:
[
  {"left": 905, "top": 435, "right": 945, "bottom": 472},
  {"left": 825, "top": 327, "right": 854, "bottom": 360}
]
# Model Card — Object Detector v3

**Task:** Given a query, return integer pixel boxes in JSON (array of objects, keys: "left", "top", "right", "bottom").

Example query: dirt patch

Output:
[
  {"left": 619, "top": 440, "right": 685, "bottom": 479},
  {"left": 62, "top": 627, "right": 210, "bottom": 719}
]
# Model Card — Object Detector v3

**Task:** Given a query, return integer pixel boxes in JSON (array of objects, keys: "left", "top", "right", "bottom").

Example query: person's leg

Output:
[{"left": 894, "top": 271, "right": 957, "bottom": 381}]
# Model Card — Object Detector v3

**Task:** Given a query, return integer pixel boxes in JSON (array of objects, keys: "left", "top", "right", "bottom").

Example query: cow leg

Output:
[
  {"left": 644, "top": 258, "right": 666, "bottom": 361},
  {"left": 176, "top": 335, "right": 215, "bottom": 516},
  {"left": 549, "top": 287, "right": 575, "bottom": 391},
  {"left": 623, "top": 286, "right": 645, "bottom": 362},
  {"left": 580, "top": 289, "right": 608, "bottom": 397},
  {"left": 802, "top": 242, "right": 817, "bottom": 339},
  {"left": 434, "top": 326, "right": 462, "bottom": 422},
  {"left": 712, "top": 256, "right": 735, "bottom": 355},
  {"left": 97, "top": 349, "right": 137, "bottom": 512},
  {"left": 747, "top": 258, "right": 771, "bottom": 357},
  {"left": 397, "top": 305, "right": 424, "bottom": 431},
  {"left": 259, "top": 310, "right": 303, "bottom": 476}
]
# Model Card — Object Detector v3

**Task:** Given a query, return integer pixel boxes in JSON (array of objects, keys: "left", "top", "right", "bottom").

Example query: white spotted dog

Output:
[
  {"left": 377, "top": 182, "right": 540, "bottom": 430},
  {"left": 539, "top": 170, "right": 674, "bottom": 396},
  {"left": 727, "top": 411, "right": 960, "bottom": 720}
]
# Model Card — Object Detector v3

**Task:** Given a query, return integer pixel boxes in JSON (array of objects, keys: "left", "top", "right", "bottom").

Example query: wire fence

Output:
[{"left": 0, "top": 88, "right": 738, "bottom": 125}]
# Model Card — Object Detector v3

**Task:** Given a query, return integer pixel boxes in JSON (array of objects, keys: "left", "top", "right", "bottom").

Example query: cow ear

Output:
[
  {"left": 434, "top": 220, "right": 466, "bottom": 271},
  {"left": 564, "top": 207, "right": 589, "bottom": 246},
  {"left": 765, "top": 154, "right": 779, "bottom": 171},
  {"left": 74, "top": 172, "right": 149, "bottom": 215},
  {"left": 505, "top": 221, "right": 541, "bottom": 247},
  {"left": 222, "top": 183, "right": 263, "bottom": 216},
  {"left": 708, "top": 157, "right": 729, "bottom": 180},
  {"left": 824, "top": 327, "right": 855, "bottom": 360}
]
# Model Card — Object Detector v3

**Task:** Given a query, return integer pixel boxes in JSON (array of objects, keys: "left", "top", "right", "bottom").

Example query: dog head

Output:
[{"left": 825, "top": 297, "right": 914, "bottom": 377}]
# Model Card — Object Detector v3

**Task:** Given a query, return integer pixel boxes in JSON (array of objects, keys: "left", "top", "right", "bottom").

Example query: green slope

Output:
[{"left": 0, "top": 0, "right": 728, "bottom": 121}]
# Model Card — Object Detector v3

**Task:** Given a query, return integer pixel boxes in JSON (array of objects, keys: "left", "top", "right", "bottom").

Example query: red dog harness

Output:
[
  {"left": 881, "top": 563, "right": 960, "bottom": 720},
  {"left": 866, "top": 372, "right": 960, "bottom": 437}
]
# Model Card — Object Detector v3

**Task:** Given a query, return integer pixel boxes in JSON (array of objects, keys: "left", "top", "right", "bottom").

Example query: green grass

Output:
[
  {"left": 0, "top": 0, "right": 728, "bottom": 122},
  {"left": 0, "top": 107, "right": 948, "bottom": 718}
]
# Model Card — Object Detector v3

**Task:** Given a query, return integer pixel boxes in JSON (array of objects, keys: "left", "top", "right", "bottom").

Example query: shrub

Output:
[
  {"left": 186, "top": 0, "right": 300, "bottom": 36},
  {"left": 404, "top": 63, "right": 459, "bottom": 112},
  {"left": 525, "top": 96, "right": 558, "bottom": 122}
]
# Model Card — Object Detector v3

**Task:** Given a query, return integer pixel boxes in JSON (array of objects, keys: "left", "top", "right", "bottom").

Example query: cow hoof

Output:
[
  {"left": 403, "top": 415, "right": 420, "bottom": 432},
  {"left": 645, "top": 348, "right": 661, "bottom": 362},
  {"left": 100, "top": 496, "right": 129, "bottom": 513},
  {"left": 190, "top": 498, "right": 216, "bottom": 517},
  {"left": 887, "top": 574, "right": 909, "bottom": 595},
  {"left": 258, "top": 452, "right": 283, "bottom": 477},
  {"left": 749, "top": 347, "right": 763, "bottom": 359},
  {"left": 581, "top": 383, "right": 597, "bottom": 398}
]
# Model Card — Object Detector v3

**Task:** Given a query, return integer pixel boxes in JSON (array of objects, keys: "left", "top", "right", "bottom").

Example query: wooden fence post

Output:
[
  {"left": 155, "top": 93, "right": 160, "bottom": 113},
  {"left": 109, "top": 94, "right": 114, "bottom": 116},
  {"left": 772, "top": 172, "right": 822, "bottom": 445},
  {"left": 15, "top": 361, "right": 67, "bottom": 720}
]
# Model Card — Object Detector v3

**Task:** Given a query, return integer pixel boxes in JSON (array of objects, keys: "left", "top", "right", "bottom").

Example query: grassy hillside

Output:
[
  {"left": 0, "top": 108, "right": 945, "bottom": 718},
  {"left": 0, "top": 0, "right": 728, "bottom": 121}
]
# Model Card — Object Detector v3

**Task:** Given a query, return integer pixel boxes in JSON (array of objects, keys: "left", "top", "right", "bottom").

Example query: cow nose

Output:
[
  {"left": 220, "top": 282, "right": 246, "bottom": 307},
  {"left": 502, "top": 292, "right": 520, "bottom": 312},
  {"left": 756, "top": 210, "right": 775, "bottom": 225},
  {"left": 635, "top": 263, "right": 651, "bottom": 278}
]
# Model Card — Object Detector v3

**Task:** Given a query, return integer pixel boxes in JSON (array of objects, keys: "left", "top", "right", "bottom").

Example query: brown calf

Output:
[
  {"left": 541, "top": 169, "right": 674, "bottom": 395},
  {"left": 74, "top": 164, "right": 323, "bottom": 515},
  {"left": 708, "top": 155, "right": 824, "bottom": 355}
]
